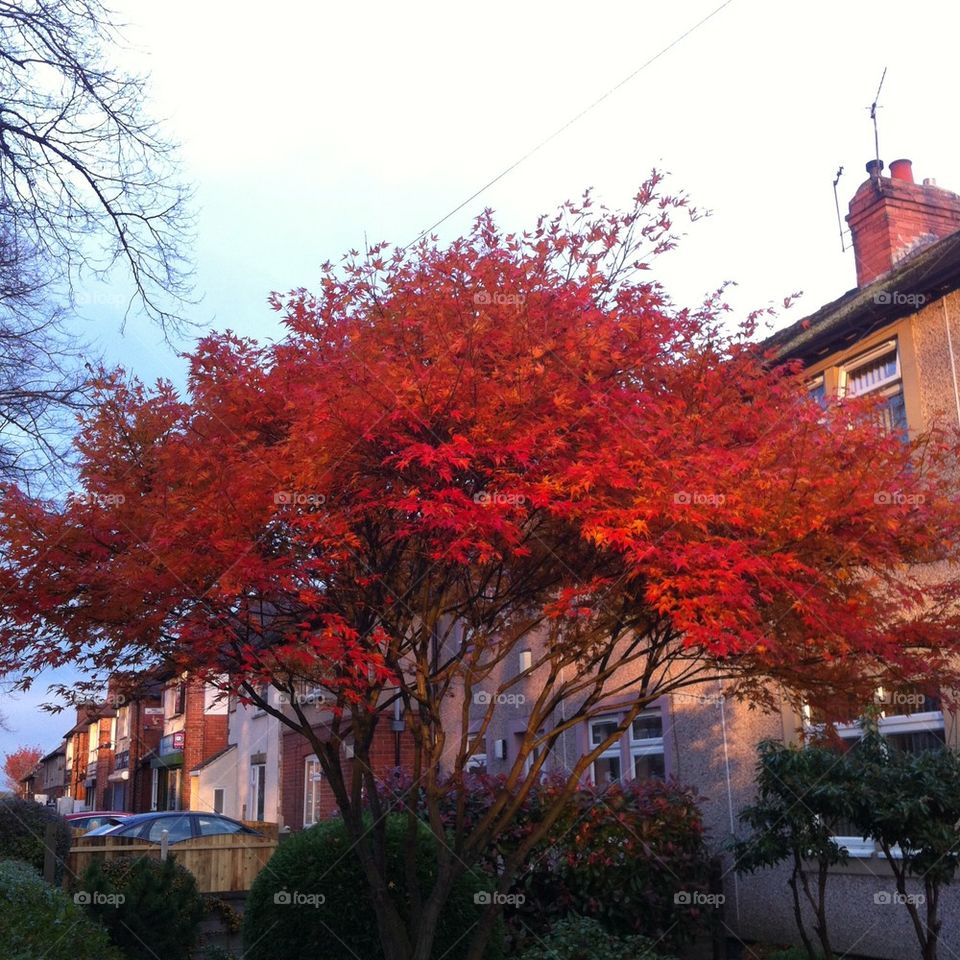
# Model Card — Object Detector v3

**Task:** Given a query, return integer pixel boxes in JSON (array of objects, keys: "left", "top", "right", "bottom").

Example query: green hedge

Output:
[
  {"left": 76, "top": 855, "right": 205, "bottom": 960},
  {"left": 244, "top": 814, "right": 505, "bottom": 960},
  {"left": 0, "top": 798, "right": 71, "bottom": 881},
  {"left": 516, "top": 916, "right": 677, "bottom": 960},
  {"left": 0, "top": 858, "right": 122, "bottom": 960}
]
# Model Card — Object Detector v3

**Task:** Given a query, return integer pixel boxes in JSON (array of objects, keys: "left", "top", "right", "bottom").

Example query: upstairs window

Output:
[{"left": 840, "top": 340, "right": 907, "bottom": 434}]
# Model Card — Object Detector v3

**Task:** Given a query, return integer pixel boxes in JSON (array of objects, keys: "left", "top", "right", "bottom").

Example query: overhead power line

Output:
[{"left": 405, "top": 0, "right": 737, "bottom": 249}]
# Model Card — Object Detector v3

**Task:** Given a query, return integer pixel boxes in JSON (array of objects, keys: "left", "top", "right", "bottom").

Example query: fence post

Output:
[
  {"left": 43, "top": 822, "right": 57, "bottom": 884},
  {"left": 160, "top": 829, "right": 169, "bottom": 861}
]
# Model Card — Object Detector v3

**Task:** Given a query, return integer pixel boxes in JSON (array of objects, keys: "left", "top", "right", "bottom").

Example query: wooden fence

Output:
[{"left": 69, "top": 825, "right": 278, "bottom": 893}]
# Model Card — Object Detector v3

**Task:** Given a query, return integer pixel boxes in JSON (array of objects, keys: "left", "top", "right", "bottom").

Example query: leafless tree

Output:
[{"left": 0, "top": 0, "right": 193, "bottom": 333}]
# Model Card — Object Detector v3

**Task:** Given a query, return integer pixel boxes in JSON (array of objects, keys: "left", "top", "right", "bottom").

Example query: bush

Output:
[
  {"left": 77, "top": 855, "right": 205, "bottom": 960},
  {"left": 515, "top": 915, "right": 676, "bottom": 960},
  {"left": 0, "top": 798, "right": 71, "bottom": 881},
  {"left": 243, "top": 813, "right": 505, "bottom": 960},
  {"left": 0, "top": 858, "right": 122, "bottom": 960},
  {"left": 378, "top": 771, "right": 711, "bottom": 952}
]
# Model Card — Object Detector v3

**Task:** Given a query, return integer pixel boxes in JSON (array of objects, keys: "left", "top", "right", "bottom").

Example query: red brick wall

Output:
[
  {"left": 180, "top": 681, "right": 228, "bottom": 810},
  {"left": 93, "top": 716, "right": 117, "bottom": 809},
  {"left": 281, "top": 723, "right": 416, "bottom": 830}
]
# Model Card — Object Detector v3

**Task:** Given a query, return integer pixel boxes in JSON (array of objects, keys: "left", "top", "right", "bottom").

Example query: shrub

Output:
[
  {"left": 0, "top": 858, "right": 122, "bottom": 960},
  {"left": 514, "top": 915, "right": 676, "bottom": 960},
  {"left": 77, "top": 855, "right": 205, "bottom": 960},
  {"left": 243, "top": 813, "right": 505, "bottom": 960},
  {"left": 377, "top": 771, "right": 711, "bottom": 952},
  {"left": 0, "top": 797, "right": 71, "bottom": 881}
]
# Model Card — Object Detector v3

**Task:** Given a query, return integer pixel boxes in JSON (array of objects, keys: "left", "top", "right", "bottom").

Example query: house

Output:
[
  {"left": 37, "top": 744, "right": 67, "bottom": 804},
  {"left": 148, "top": 673, "right": 228, "bottom": 811},
  {"left": 191, "top": 684, "right": 283, "bottom": 822},
  {"left": 103, "top": 679, "right": 165, "bottom": 811}
]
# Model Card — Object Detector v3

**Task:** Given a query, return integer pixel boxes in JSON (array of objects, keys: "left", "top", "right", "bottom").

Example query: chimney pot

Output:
[
  {"left": 890, "top": 158, "right": 914, "bottom": 183},
  {"left": 866, "top": 159, "right": 885, "bottom": 178},
  {"left": 924, "top": 177, "right": 937, "bottom": 187}
]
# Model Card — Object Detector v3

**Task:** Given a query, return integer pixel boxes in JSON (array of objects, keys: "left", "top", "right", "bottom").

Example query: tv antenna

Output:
[
  {"left": 868, "top": 67, "right": 887, "bottom": 175},
  {"left": 832, "top": 166, "right": 846, "bottom": 251}
]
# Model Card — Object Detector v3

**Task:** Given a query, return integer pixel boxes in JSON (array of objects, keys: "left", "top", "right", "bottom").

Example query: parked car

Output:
[
  {"left": 64, "top": 810, "right": 131, "bottom": 833},
  {"left": 82, "top": 811, "right": 261, "bottom": 844}
]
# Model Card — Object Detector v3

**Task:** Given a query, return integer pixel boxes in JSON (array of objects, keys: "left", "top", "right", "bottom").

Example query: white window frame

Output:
[
  {"left": 250, "top": 763, "right": 266, "bottom": 822},
  {"left": 304, "top": 758, "right": 323, "bottom": 827}
]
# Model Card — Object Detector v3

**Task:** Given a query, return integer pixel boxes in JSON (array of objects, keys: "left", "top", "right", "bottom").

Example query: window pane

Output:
[
  {"left": 631, "top": 711, "right": 662, "bottom": 741},
  {"left": 197, "top": 816, "right": 243, "bottom": 836},
  {"left": 633, "top": 753, "right": 665, "bottom": 781},
  {"left": 590, "top": 719, "right": 620, "bottom": 746},
  {"left": 879, "top": 389, "right": 907, "bottom": 434},
  {"left": 846, "top": 348, "right": 898, "bottom": 396},
  {"left": 885, "top": 728, "right": 945, "bottom": 754},
  {"left": 146, "top": 815, "right": 192, "bottom": 842},
  {"left": 593, "top": 755, "right": 621, "bottom": 786}
]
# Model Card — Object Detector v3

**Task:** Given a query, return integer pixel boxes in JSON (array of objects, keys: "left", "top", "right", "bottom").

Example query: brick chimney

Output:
[{"left": 847, "top": 158, "right": 960, "bottom": 287}]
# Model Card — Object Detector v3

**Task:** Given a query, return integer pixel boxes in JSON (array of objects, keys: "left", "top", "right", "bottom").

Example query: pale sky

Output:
[{"left": 5, "top": 0, "right": 960, "bottom": 759}]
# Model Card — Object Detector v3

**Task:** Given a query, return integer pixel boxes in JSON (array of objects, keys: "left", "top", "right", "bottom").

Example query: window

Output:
[
  {"left": 520, "top": 731, "right": 546, "bottom": 777},
  {"left": 250, "top": 763, "right": 266, "bottom": 822},
  {"left": 630, "top": 709, "right": 665, "bottom": 781},
  {"left": 807, "top": 375, "right": 826, "bottom": 408},
  {"left": 197, "top": 815, "right": 244, "bottom": 836},
  {"left": 144, "top": 815, "right": 193, "bottom": 843},
  {"left": 304, "top": 759, "right": 323, "bottom": 827},
  {"left": 172, "top": 682, "right": 186, "bottom": 716},
  {"left": 589, "top": 709, "right": 666, "bottom": 786},
  {"left": 589, "top": 717, "right": 623, "bottom": 786},
  {"left": 840, "top": 340, "right": 907, "bottom": 434},
  {"left": 805, "top": 686, "right": 944, "bottom": 856},
  {"left": 213, "top": 787, "right": 225, "bottom": 815}
]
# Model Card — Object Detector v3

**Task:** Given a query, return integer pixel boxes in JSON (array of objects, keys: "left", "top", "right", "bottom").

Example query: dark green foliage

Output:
[
  {"left": 0, "top": 797, "right": 71, "bottom": 880},
  {"left": 377, "top": 771, "right": 711, "bottom": 952},
  {"left": 733, "top": 740, "right": 856, "bottom": 960},
  {"left": 77, "top": 855, "right": 205, "bottom": 960},
  {"left": 243, "top": 813, "right": 505, "bottom": 960},
  {"left": 0, "top": 858, "right": 122, "bottom": 960},
  {"left": 514, "top": 915, "right": 677, "bottom": 960}
]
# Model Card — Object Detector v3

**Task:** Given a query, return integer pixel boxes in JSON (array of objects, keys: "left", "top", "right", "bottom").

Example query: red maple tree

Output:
[
  {"left": 2, "top": 176, "right": 960, "bottom": 959},
  {"left": 3, "top": 744, "right": 43, "bottom": 793}
]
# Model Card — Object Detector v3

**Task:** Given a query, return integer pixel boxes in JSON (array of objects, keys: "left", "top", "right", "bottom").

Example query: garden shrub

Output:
[
  {"left": 77, "top": 854, "right": 205, "bottom": 960},
  {"left": 514, "top": 915, "right": 677, "bottom": 960},
  {"left": 377, "top": 771, "right": 712, "bottom": 952},
  {"left": 0, "top": 858, "right": 122, "bottom": 960},
  {"left": 243, "top": 813, "right": 505, "bottom": 960},
  {"left": 0, "top": 797, "right": 71, "bottom": 880}
]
